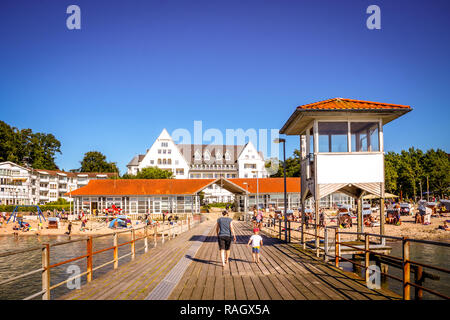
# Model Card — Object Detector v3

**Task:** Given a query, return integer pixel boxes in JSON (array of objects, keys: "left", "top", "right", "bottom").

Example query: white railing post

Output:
[
  {"left": 42, "top": 244, "right": 50, "bottom": 300},
  {"left": 324, "top": 227, "right": 329, "bottom": 262}
]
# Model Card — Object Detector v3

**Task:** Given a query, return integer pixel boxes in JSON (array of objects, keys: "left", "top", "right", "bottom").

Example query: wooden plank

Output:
[
  {"left": 189, "top": 232, "right": 216, "bottom": 300},
  {"left": 213, "top": 276, "right": 224, "bottom": 300},
  {"left": 224, "top": 275, "right": 235, "bottom": 300},
  {"left": 267, "top": 274, "right": 295, "bottom": 300},
  {"left": 241, "top": 275, "right": 258, "bottom": 300},
  {"left": 233, "top": 276, "right": 247, "bottom": 300},
  {"left": 259, "top": 275, "right": 283, "bottom": 300},
  {"left": 273, "top": 274, "right": 307, "bottom": 300},
  {"left": 250, "top": 275, "right": 271, "bottom": 300}
]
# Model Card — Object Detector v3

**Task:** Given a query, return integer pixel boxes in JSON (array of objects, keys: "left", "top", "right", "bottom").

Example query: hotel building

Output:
[
  {"left": 0, "top": 161, "right": 116, "bottom": 205},
  {"left": 126, "top": 129, "right": 269, "bottom": 202}
]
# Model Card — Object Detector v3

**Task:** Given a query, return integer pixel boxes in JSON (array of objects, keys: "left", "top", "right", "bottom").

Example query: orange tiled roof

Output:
[
  {"left": 296, "top": 98, "right": 411, "bottom": 111},
  {"left": 67, "top": 179, "right": 216, "bottom": 196},
  {"left": 229, "top": 178, "right": 300, "bottom": 194}
]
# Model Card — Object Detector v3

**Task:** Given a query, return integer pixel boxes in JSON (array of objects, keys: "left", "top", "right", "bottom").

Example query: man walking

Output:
[{"left": 216, "top": 210, "right": 236, "bottom": 267}]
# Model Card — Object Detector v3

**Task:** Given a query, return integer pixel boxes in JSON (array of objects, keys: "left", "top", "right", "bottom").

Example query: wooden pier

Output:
[{"left": 61, "top": 220, "right": 400, "bottom": 300}]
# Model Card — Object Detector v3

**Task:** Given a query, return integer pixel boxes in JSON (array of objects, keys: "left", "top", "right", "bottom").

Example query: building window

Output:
[
  {"left": 318, "top": 122, "right": 348, "bottom": 153},
  {"left": 168, "top": 149, "right": 171, "bottom": 154},
  {"left": 158, "top": 149, "right": 161, "bottom": 154},
  {"left": 176, "top": 168, "right": 184, "bottom": 175},
  {"left": 194, "top": 150, "right": 201, "bottom": 161},
  {"left": 161, "top": 142, "right": 168, "bottom": 147},
  {"left": 168, "top": 159, "right": 172, "bottom": 165},
  {"left": 150, "top": 160, "right": 154, "bottom": 164},
  {"left": 175, "top": 160, "right": 179, "bottom": 165},
  {"left": 158, "top": 159, "right": 162, "bottom": 165},
  {"left": 350, "top": 122, "right": 380, "bottom": 152},
  {"left": 225, "top": 151, "right": 231, "bottom": 161},
  {"left": 204, "top": 151, "right": 210, "bottom": 161},
  {"left": 244, "top": 163, "right": 256, "bottom": 169},
  {"left": 163, "top": 159, "right": 167, "bottom": 164},
  {"left": 163, "top": 149, "right": 166, "bottom": 154}
]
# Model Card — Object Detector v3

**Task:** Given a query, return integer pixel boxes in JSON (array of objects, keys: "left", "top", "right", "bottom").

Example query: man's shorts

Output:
[
  {"left": 218, "top": 236, "right": 232, "bottom": 250},
  {"left": 252, "top": 246, "right": 260, "bottom": 253}
]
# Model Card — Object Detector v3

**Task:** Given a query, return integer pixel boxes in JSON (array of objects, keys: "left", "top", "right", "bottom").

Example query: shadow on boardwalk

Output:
[{"left": 170, "top": 221, "right": 401, "bottom": 300}]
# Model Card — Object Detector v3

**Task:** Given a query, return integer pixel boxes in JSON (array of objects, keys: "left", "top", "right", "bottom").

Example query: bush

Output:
[{"left": 206, "top": 202, "right": 234, "bottom": 209}]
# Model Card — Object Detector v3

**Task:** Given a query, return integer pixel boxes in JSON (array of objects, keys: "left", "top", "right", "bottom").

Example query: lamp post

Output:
[
  {"left": 251, "top": 170, "right": 260, "bottom": 213},
  {"left": 243, "top": 182, "right": 249, "bottom": 220},
  {"left": 274, "top": 138, "right": 288, "bottom": 243}
]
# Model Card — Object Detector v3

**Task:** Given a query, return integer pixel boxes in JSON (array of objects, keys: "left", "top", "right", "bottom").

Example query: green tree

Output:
[
  {"left": 384, "top": 151, "right": 399, "bottom": 194},
  {"left": 122, "top": 166, "right": 174, "bottom": 179},
  {"left": 266, "top": 149, "right": 301, "bottom": 177},
  {"left": 422, "top": 149, "right": 450, "bottom": 198},
  {"left": 79, "top": 151, "right": 119, "bottom": 173},
  {"left": 0, "top": 120, "right": 61, "bottom": 169}
]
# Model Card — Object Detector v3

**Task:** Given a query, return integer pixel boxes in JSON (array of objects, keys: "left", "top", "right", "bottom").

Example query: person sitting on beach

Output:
[
  {"left": 415, "top": 211, "right": 423, "bottom": 224},
  {"left": 439, "top": 221, "right": 450, "bottom": 231}
]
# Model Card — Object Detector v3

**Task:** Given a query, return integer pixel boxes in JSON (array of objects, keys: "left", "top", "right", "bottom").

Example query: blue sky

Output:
[{"left": 1, "top": 0, "right": 449, "bottom": 174}]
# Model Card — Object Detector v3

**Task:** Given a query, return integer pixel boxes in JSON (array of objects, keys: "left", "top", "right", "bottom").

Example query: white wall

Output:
[
  {"left": 238, "top": 142, "right": 267, "bottom": 178},
  {"left": 138, "top": 129, "right": 190, "bottom": 179},
  {"left": 316, "top": 153, "right": 383, "bottom": 184}
]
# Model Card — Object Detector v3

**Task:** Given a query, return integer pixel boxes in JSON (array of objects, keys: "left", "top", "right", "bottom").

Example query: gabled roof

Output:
[
  {"left": 127, "top": 154, "right": 145, "bottom": 167},
  {"left": 280, "top": 98, "right": 412, "bottom": 135},
  {"left": 295, "top": 98, "right": 411, "bottom": 111},
  {"left": 229, "top": 178, "right": 301, "bottom": 194},
  {"left": 67, "top": 179, "right": 217, "bottom": 196}
]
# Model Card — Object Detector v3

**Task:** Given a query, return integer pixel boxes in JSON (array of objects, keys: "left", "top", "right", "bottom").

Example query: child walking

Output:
[{"left": 247, "top": 229, "right": 263, "bottom": 263}]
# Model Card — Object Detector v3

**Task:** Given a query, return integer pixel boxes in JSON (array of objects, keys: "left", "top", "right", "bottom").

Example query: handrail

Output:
[
  {"left": 0, "top": 215, "right": 202, "bottom": 300},
  {"left": 263, "top": 218, "right": 450, "bottom": 300}
]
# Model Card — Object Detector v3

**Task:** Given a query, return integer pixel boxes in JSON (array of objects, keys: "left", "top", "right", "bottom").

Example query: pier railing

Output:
[
  {"left": 262, "top": 218, "right": 450, "bottom": 300},
  {"left": 0, "top": 215, "right": 203, "bottom": 300}
]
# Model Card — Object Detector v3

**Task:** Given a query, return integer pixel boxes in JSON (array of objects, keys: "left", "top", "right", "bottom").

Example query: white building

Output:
[
  {"left": 126, "top": 129, "right": 268, "bottom": 202},
  {"left": 0, "top": 161, "right": 116, "bottom": 205}
]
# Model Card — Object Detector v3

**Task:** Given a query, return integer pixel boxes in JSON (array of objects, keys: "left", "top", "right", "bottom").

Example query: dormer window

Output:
[
  {"left": 194, "top": 150, "right": 201, "bottom": 161},
  {"left": 204, "top": 150, "right": 210, "bottom": 161},
  {"left": 216, "top": 151, "right": 222, "bottom": 161},
  {"left": 225, "top": 151, "right": 231, "bottom": 161}
]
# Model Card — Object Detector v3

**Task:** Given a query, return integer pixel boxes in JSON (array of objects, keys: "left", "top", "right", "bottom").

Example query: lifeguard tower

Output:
[{"left": 280, "top": 98, "right": 412, "bottom": 245}]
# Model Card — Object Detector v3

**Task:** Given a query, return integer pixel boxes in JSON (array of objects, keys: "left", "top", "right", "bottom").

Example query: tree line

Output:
[
  {"left": 0, "top": 120, "right": 61, "bottom": 170},
  {"left": 266, "top": 147, "right": 449, "bottom": 199}
]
